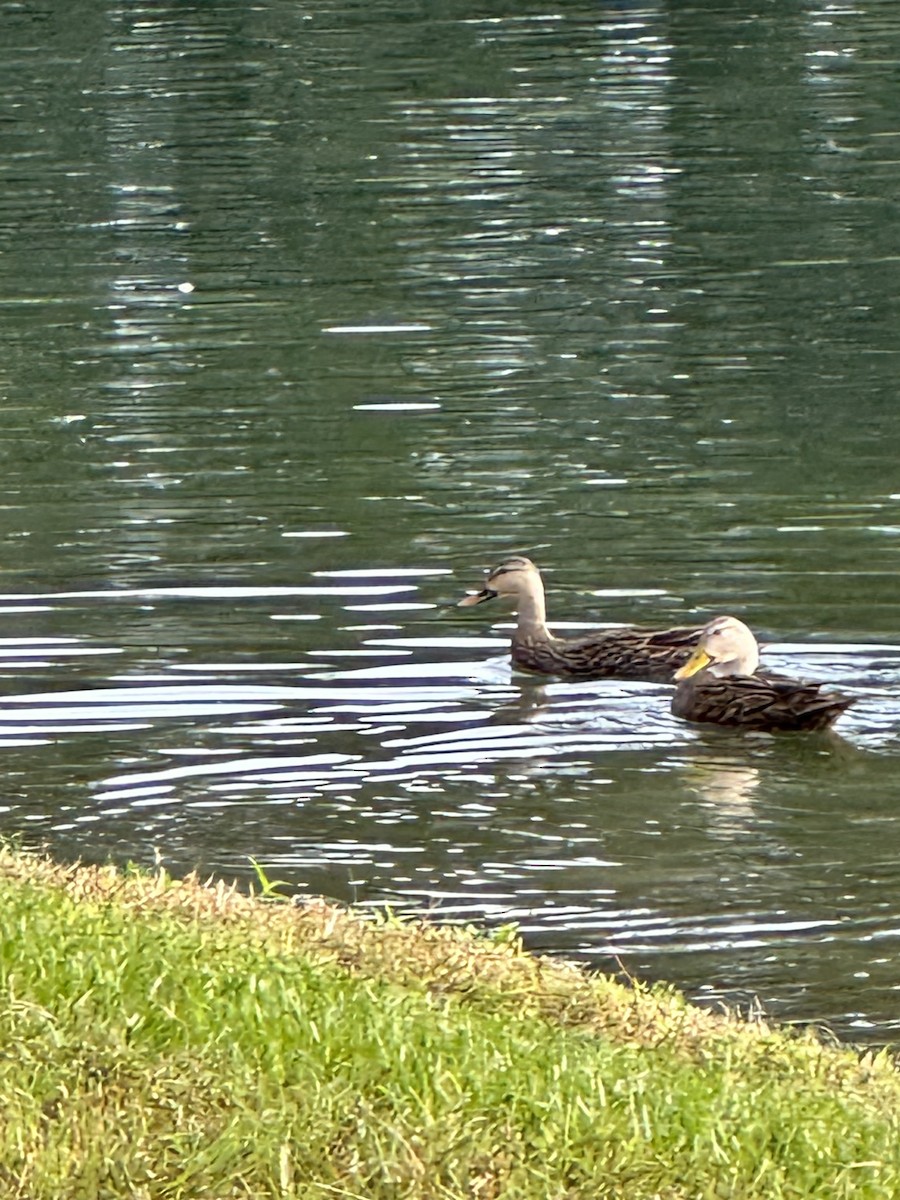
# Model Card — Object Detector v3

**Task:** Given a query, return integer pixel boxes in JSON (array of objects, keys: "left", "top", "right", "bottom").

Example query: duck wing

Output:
[
  {"left": 512, "top": 624, "right": 703, "bottom": 683},
  {"left": 672, "top": 671, "right": 855, "bottom": 731}
]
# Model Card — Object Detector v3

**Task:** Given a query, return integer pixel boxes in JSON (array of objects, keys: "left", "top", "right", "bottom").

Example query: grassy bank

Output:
[{"left": 0, "top": 849, "right": 897, "bottom": 1198}]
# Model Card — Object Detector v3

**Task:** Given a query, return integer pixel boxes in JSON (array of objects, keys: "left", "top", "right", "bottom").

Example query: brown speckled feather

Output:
[
  {"left": 512, "top": 625, "right": 701, "bottom": 683},
  {"left": 672, "top": 670, "right": 855, "bottom": 732}
]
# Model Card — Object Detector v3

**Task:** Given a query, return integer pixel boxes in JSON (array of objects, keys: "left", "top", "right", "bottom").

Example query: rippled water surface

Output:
[{"left": 2, "top": 0, "right": 900, "bottom": 1041}]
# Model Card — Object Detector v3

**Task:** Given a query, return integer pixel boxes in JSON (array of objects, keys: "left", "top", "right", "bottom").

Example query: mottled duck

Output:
[
  {"left": 457, "top": 556, "right": 702, "bottom": 683},
  {"left": 672, "top": 614, "right": 854, "bottom": 732}
]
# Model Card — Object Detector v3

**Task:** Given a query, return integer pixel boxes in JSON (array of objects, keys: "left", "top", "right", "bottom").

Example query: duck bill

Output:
[
  {"left": 457, "top": 587, "right": 496, "bottom": 608},
  {"left": 674, "top": 646, "right": 712, "bottom": 681}
]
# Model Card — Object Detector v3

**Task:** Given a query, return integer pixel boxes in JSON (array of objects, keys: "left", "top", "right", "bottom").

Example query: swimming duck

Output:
[
  {"left": 672, "top": 614, "right": 854, "bottom": 732},
  {"left": 457, "top": 556, "right": 703, "bottom": 683}
]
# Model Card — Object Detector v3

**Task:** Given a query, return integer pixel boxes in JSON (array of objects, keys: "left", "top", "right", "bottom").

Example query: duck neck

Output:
[
  {"left": 711, "top": 650, "right": 759, "bottom": 677},
  {"left": 513, "top": 584, "right": 551, "bottom": 641}
]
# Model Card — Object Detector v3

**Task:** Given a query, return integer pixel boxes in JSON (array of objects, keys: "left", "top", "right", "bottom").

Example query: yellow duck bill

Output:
[{"left": 674, "top": 646, "right": 712, "bottom": 680}]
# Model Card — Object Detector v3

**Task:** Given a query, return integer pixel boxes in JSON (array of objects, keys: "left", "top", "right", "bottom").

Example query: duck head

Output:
[
  {"left": 457, "top": 556, "right": 542, "bottom": 608},
  {"left": 674, "top": 614, "right": 759, "bottom": 680}
]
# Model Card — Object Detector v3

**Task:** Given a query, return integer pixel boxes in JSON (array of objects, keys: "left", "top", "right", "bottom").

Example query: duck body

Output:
[
  {"left": 672, "top": 669, "right": 855, "bottom": 731},
  {"left": 672, "top": 614, "right": 854, "bottom": 732},
  {"left": 510, "top": 623, "right": 702, "bottom": 682},
  {"left": 458, "top": 556, "right": 702, "bottom": 684}
]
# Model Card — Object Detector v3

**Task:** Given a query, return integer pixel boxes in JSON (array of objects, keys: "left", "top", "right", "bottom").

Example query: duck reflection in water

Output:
[
  {"left": 458, "top": 556, "right": 702, "bottom": 684},
  {"left": 679, "top": 756, "right": 762, "bottom": 831}
]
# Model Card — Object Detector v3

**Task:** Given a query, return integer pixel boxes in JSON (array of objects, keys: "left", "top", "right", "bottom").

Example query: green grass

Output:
[{"left": 0, "top": 850, "right": 897, "bottom": 1198}]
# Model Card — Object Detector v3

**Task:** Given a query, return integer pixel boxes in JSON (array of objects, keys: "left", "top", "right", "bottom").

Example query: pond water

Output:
[{"left": 2, "top": 0, "right": 900, "bottom": 1042}]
